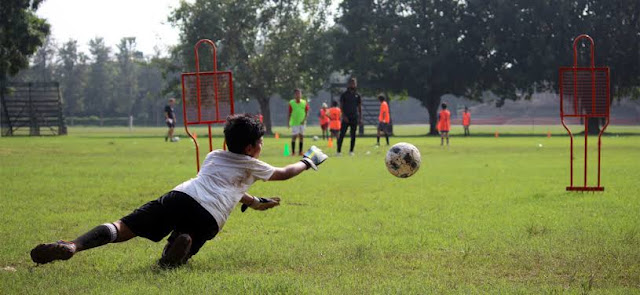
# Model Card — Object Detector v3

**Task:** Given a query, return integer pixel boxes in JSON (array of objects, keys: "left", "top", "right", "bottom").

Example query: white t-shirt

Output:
[{"left": 173, "top": 150, "right": 275, "bottom": 229}]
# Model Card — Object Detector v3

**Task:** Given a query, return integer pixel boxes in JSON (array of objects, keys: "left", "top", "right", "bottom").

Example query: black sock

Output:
[
  {"left": 377, "top": 136, "right": 380, "bottom": 145},
  {"left": 299, "top": 141, "right": 303, "bottom": 154},
  {"left": 385, "top": 134, "right": 389, "bottom": 145},
  {"left": 291, "top": 141, "right": 295, "bottom": 154},
  {"left": 72, "top": 223, "right": 118, "bottom": 252}
]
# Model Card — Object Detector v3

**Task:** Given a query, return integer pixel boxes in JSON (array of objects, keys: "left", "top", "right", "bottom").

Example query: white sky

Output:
[
  {"left": 37, "top": 0, "right": 188, "bottom": 56},
  {"left": 37, "top": 0, "right": 341, "bottom": 57}
]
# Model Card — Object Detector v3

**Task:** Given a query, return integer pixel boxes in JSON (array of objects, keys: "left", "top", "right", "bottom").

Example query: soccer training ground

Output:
[{"left": 1, "top": 125, "right": 639, "bottom": 294}]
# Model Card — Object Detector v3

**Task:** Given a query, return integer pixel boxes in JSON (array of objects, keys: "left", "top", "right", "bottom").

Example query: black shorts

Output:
[
  {"left": 378, "top": 122, "right": 389, "bottom": 132},
  {"left": 166, "top": 121, "right": 176, "bottom": 128},
  {"left": 120, "top": 191, "right": 219, "bottom": 256}
]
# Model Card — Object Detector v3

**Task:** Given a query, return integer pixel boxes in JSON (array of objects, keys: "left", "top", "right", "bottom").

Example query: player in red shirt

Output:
[
  {"left": 319, "top": 103, "right": 330, "bottom": 140},
  {"left": 377, "top": 95, "right": 391, "bottom": 146},
  {"left": 327, "top": 100, "right": 342, "bottom": 141},
  {"left": 437, "top": 103, "right": 451, "bottom": 146},
  {"left": 462, "top": 106, "right": 471, "bottom": 136}
]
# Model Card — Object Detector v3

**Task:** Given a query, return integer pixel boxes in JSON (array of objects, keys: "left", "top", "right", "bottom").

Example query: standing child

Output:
[
  {"left": 164, "top": 98, "right": 177, "bottom": 142},
  {"left": 30, "top": 114, "right": 328, "bottom": 268},
  {"left": 376, "top": 95, "right": 391, "bottom": 146},
  {"left": 288, "top": 89, "right": 309, "bottom": 156},
  {"left": 438, "top": 102, "right": 451, "bottom": 146},
  {"left": 462, "top": 106, "right": 471, "bottom": 136},
  {"left": 328, "top": 100, "right": 342, "bottom": 141},
  {"left": 319, "top": 103, "right": 330, "bottom": 140}
]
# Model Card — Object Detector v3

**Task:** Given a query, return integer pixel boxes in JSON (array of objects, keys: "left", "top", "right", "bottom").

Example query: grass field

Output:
[{"left": 1, "top": 125, "right": 639, "bottom": 294}]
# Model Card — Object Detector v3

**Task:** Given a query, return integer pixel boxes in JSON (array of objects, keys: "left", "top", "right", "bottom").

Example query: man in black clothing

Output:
[
  {"left": 337, "top": 78, "right": 362, "bottom": 156},
  {"left": 165, "top": 98, "right": 176, "bottom": 142}
]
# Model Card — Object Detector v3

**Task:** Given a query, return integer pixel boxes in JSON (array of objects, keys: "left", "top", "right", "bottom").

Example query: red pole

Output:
[
  {"left": 583, "top": 116, "right": 588, "bottom": 187},
  {"left": 208, "top": 124, "right": 213, "bottom": 152},
  {"left": 182, "top": 76, "right": 200, "bottom": 172}
]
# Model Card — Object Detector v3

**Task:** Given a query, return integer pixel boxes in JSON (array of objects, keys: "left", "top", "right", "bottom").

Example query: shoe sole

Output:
[{"left": 30, "top": 243, "right": 74, "bottom": 264}]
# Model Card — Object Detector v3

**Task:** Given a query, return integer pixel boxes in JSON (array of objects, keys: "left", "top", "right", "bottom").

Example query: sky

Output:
[{"left": 37, "top": 0, "right": 189, "bottom": 56}]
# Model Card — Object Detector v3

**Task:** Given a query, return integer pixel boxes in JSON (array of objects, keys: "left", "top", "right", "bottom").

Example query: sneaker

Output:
[
  {"left": 335, "top": 152, "right": 342, "bottom": 156},
  {"left": 349, "top": 152, "right": 355, "bottom": 156},
  {"left": 158, "top": 233, "right": 192, "bottom": 269},
  {"left": 30, "top": 240, "right": 76, "bottom": 264}
]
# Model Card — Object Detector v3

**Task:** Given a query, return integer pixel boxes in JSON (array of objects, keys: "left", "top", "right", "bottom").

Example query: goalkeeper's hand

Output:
[
  {"left": 166, "top": 118, "right": 173, "bottom": 124},
  {"left": 300, "top": 145, "right": 328, "bottom": 171},
  {"left": 241, "top": 197, "right": 281, "bottom": 212}
]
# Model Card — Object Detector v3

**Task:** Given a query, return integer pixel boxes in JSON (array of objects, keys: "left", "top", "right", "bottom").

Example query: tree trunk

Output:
[
  {"left": 257, "top": 97, "right": 272, "bottom": 135},
  {"left": 586, "top": 117, "right": 601, "bottom": 135},
  {"left": 425, "top": 95, "right": 442, "bottom": 135}
]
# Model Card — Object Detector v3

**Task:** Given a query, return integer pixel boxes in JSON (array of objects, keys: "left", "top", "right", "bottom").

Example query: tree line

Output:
[
  {"left": 3, "top": 0, "right": 639, "bottom": 132},
  {"left": 8, "top": 36, "right": 172, "bottom": 125}
]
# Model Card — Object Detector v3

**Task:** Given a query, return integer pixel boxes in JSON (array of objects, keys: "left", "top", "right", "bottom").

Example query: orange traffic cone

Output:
[
  {"left": 328, "top": 137, "right": 333, "bottom": 148},
  {"left": 547, "top": 131, "right": 551, "bottom": 138},
  {"left": 192, "top": 132, "right": 198, "bottom": 139},
  {"left": 275, "top": 132, "right": 280, "bottom": 139},
  {"left": 494, "top": 131, "right": 499, "bottom": 138}
]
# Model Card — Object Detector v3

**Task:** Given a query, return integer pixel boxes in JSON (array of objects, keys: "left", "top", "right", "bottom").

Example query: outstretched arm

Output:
[
  {"left": 269, "top": 161, "right": 308, "bottom": 181},
  {"left": 269, "top": 146, "right": 329, "bottom": 180}
]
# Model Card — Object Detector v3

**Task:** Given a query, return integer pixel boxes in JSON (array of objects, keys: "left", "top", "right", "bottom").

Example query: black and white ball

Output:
[{"left": 385, "top": 142, "right": 421, "bottom": 178}]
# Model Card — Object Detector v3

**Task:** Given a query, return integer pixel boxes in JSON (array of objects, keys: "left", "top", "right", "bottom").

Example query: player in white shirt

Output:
[{"left": 30, "top": 114, "right": 328, "bottom": 268}]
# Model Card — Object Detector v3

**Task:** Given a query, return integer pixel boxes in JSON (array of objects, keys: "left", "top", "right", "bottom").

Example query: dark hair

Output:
[
  {"left": 331, "top": 100, "right": 338, "bottom": 107},
  {"left": 378, "top": 95, "right": 385, "bottom": 101},
  {"left": 441, "top": 103, "right": 447, "bottom": 109},
  {"left": 224, "top": 113, "right": 265, "bottom": 154}
]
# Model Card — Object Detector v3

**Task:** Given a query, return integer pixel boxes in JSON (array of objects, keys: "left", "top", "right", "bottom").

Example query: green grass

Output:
[{"left": 1, "top": 126, "right": 639, "bottom": 294}]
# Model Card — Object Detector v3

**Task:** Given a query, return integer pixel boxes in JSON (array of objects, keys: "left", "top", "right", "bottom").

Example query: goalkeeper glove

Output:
[
  {"left": 300, "top": 145, "right": 328, "bottom": 171},
  {"left": 241, "top": 197, "right": 280, "bottom": 212}
]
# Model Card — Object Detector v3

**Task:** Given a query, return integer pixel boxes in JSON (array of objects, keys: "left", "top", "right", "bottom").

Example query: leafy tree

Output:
[
  {"left": 114, "top": 37, "right": 141, "bottom": 116},
  {"left": 334, "top": 0, "right": 472, "bottom": 134},
  {"left": 334, "top": 0, "right": 640, "bottom": 134},
  {"left": 56, "top": 39, "right": 88, "bottom": 115},
  {"left": 136, "top": 53, "right": 168, "bottom": 125},
  {"left": 0, "top": 0, "right": 50, "bottom": 84},
  {"left": 85, "top": 38, "right": 115, "bottom": 119},
  {"left": 470, "top": 0, "right": 640, "bottom": 133},
  {"left": 30, "top": 35, "right": 57, "bottom": 82},
  {"left": 169, "top": 0, "right": 333, "bottom": 133}
]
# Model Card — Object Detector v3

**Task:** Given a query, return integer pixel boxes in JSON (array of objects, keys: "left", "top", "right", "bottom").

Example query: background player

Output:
[
  {"left": 328, "top": 100, "right": 342, "bottom": 141},
  {"left": 288, "top": 89, "right": 309, "bottom": 156},
  {"left": 438, "top": 102, "right": 451, "bottom": 146},
  {"left": 165, "top": 98, "right": 177, "bottom": 142},
  {"left": 377, "top": 95, "right": 391, "bottom": 146},
  {"left": 462, "top": 106, "right": 471, "bottom": 136},
  {"left": 337, "top": 78, "right": 362, "bottom": 156},
  {"left": 319, "top": 103, "right": 330, "bottom": 140}
]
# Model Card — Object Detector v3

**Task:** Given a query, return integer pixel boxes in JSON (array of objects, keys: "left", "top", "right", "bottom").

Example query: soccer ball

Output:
[
  {"left": 313, "top": 135, "right": 319, "bottom": 141},
  {"left": 171, "top": 136, "right": 180, "bottom": 142},
  {"left": 385, "top": 142, "right": 421, "bottom": 178}
]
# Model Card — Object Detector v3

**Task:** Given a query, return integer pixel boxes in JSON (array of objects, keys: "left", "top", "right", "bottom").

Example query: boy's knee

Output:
[
  {"left": 159, "top": 233, "right": 193, "bottom": 269},
  {"left": 113, "top": 220, "right": 136, "bottom": 242}
]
